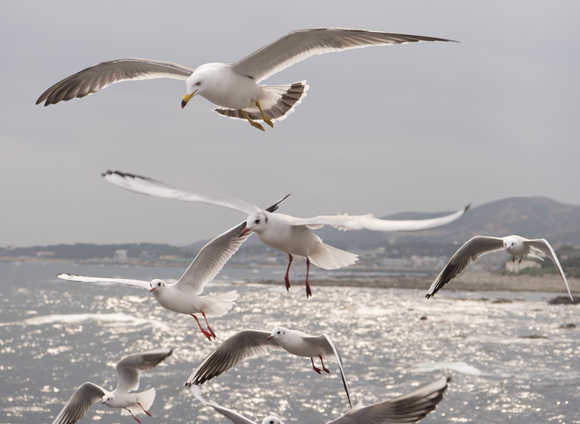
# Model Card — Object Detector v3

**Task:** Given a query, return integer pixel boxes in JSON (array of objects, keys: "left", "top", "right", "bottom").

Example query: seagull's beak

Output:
[
  {"left": 102, "top": 401, "right": 106, "bottom": 405},
  {"left": 181, "top": 91, "right": 195, "bottom": 109},
  {"left": 150, "top": 287, "right": 156, "bottom": 293},
  {"left": 266, "top": 335, "right": 274, "bottom": 341},
  {"left": 239, "top": 227, "right": 252, "bottom": 237}
]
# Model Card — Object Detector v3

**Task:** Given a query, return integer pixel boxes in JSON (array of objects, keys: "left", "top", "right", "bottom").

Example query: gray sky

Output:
[{"left": 2, "top": 1, "right": 579, "bottom": 247}]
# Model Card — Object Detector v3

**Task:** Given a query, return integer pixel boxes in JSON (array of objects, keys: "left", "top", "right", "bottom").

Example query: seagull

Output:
[
  {"left": 36, "top": 28, "right": 454, "bottom": 131},
  {"left": 102, "top": 170, "right": 470, "bottom": 297},
  {"left": 57, "top": 196, "right": 288, "bottom": 341},
  {"left": 186, "top": 327, "right": 352, "bottom": 407},
  {"left": 190, "top": 376, "right": 451, "bottom": 424},
  {"left": 51, "top": 348, "right": 172, "bottom": 424},
  {"left": 426, "top": 235, "right": 574, "bottom": 301}
]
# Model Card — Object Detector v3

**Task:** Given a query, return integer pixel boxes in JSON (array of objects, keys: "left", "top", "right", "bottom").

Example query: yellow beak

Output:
[{"left": 181, "top": 92, "right": 195, "bottom": 109}]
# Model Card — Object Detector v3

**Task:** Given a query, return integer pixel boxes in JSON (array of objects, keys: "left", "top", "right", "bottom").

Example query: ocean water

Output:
[{"left": 1, "top": 262, "right": 579, "bottom": 424}]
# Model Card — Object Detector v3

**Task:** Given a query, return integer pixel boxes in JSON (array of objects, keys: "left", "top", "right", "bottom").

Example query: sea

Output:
[{"left": 1, "top": 262, "right": 579, "bottom": 424}]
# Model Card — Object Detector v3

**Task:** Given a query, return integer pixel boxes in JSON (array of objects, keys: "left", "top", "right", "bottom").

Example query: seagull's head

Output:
[
  {"left": 266, "top": 327, "right": 287, "bottom": 341},
  {"left": 503, "top": 237, "right": 517, "bottom": 251},
  {"left": 150, "top": 279, "right": 166, "bottom": 293},
  {"left": 182, "top": 68, "right": 212, "bottom": 108},
  {"left": 261, "top": 417, "right": 285, "bottom": 424},
  {"left": 102, "top": 394, "right": 113, "bottom": 405},
  {"left": 241, "top": 212, "right": 268, "bottom": 236}
]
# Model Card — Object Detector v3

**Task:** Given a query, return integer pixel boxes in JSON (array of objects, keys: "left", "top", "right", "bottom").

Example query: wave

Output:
[
  {"left": 0, "top": 313, "right": 172, "bottom": 331},
  {"left": 411, "top": 361, "right": 482, "bottom": 375}
]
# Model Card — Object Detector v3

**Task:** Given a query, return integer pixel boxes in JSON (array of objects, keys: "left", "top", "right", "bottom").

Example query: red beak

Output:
[
  {"left": 150, "top": 287, "right": 156, "bottom": 293},
  {"left": 239, "top": 227, "right": 252, "bottom": 237},
  {"left": 266, "top": 335, "right": 274, "bottom": 341}
]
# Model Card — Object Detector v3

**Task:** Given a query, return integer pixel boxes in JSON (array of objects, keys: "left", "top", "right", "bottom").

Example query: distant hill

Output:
[{"left": 314, "top": 197, "right": 580, "bottom": 248}]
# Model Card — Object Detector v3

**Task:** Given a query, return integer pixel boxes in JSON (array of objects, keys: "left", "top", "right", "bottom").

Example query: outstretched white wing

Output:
[
  {"left": 190, "top": 386, "right": 257, "bottom": 424},
  {"left": 102, "top": 170, "right": 261, "bottom": 215},
  {"left": 525, "top": 239, "right": 574, "bottom": 301},
  {"left": 116, "top": 348, "right": 173, "bottom": 393},
  {"left": 37, "top": 58, "right": 194, "bottom": 106},
  {"left": 328, "top": 377, "right": 451, "bottom": 424},
  {"left": 426, "top": 236, "right": 505, "bottom": 299},
  {"left": 186, "top": 330, "right": 284, "bottom": 386},
  {"left": 287, "top": 205, "right": 470, "bottom": 232},
  {"left": 231, "top": 28, "right": 454, "bottom": 83},
  {"left": 57, "top": 273, "right": 150, "bottom": 290},
  {"left": 52, "top": 382, "right": 106, "bottom": 424}
]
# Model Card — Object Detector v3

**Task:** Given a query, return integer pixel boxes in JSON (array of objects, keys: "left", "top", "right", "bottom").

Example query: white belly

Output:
[
  {"left": 200, "top": 66, "right": 263, "bottom": 109},
  {"left": 153, "top": 287, "right": 202, "bottom": 315}
]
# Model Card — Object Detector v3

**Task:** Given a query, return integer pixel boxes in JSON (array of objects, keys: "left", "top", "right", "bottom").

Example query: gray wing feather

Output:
[
  {"left": 37, "top": 58, "right": 194, "bottom": 106},
  {"left": 426, "top": 236, "right": 504, "bottom": 298},
  {"left": 116, "top": 348, "right": 173, "bottom": 393},
  {"left": 321, "top": 334, "right": 352, "bottom": 408},
  {"left": 329, "top": 377, "right": 451, "bottom": 424},
  {"left": 288, "top": 205, "right": 470, "bottom": 232},
  {"left": 190, "top": 386, "right": 257, "bottom": 424},
  {"left": 102, "top": 170, "right": 261, "bottom": 215},
  {"left": 186, "top": 330, "right": 283, "bottom": 386},
  {"left": 52, "top": 382, "right": 105, "bottom": 424},
  {"left": 526, "top": 239, "right": 573, "bottom": 301},
  {"left": 231, "top": 28, "right": 454, "bottom": 83},
  {"left": 57, "top": 273, "right": 150, "bottom": 290}
]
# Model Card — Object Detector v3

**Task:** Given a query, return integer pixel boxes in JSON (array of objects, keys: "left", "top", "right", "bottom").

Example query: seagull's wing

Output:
[
  {"left": 57, "top": 273, "right": 150, "bottom": 290},
  {"left": 190, "top": 386, "right": 257, "bottom": 424},
  {"left": 52, "top": 382, "right": 106, "bottom": 424},
  {"left": 426, "top": 236, "right": 505, "bottom": 298},
  {"left": 231, "top": 28, "right": 454, "bottom": 83},
  {"left": 115, "top": 348, "right": 173, "bottom": 393},
  {"left": 328, "top": 377, "right": 451, "bottom": 424},
  {"left": 307, "top": 334, "right": 352, "bottom": 408},
  {"left": 102, "top": 170, "right": 261, "bottom": 215},
  {"left": 286, "top": 205, "right": 470, "bottom": 232},
  {"left": 37, "top": 58, "right": 194, "bottom": 106},
  {"left": 526, "top": 239, "right": 573, "bottom": 301},
  {"left": 176, "top": 196, "right": 291, "bottom": 293},
  {"left": 186, "top": 330, "right": 284, "bottom": 386}
]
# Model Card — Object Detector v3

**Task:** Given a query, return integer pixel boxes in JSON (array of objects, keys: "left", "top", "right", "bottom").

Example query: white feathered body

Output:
[
  {"left": 111, "top": 388, "right": 156, "bottom": 416},
  {"left": 152, "top": 284, "right": 237, "bottom": 317},
  {"left": 276, "top": 330, "right": 328, "bottom": 359},
  {"left": 254, "top": 213, "right": 358, "bottom": 270}
]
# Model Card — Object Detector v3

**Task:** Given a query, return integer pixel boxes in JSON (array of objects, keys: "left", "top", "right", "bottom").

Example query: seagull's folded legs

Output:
[
  {"left": 126, "top": 408, "right": 141, "bottom": 423},
  {"left": 255, "top": 100, "right": 274, "bottom": 128},
  {"left": 137, "top": 402, "right": 152, "bottom": 417},
  {"left": 318, "top": 355, "right": 330, "bottom": 373},
  {"left": 192, "top": 313, "right": 215, "bottom": 341},
  {"left": 305, "top": 258, "right": 312, "bottom": 298},
  {"left": 239, "top": 110, "right": 265, "bottom": 131},
  {"left": 311, "top": 357, "right": 322, "bottom": 374},
  {"left": 284, "top": 254, "right": 293, "bottom": 291}
]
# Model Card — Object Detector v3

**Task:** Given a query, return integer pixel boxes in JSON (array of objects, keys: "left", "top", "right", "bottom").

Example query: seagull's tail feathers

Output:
[
  {"left": 309, "top": 243, "right": 358, "bottom": 270},
  {"left": 122, "top": 388, "right": 156, "bottom": 416},
  {"left": 214, "top": 81, "right": 309, "bottom": 123},
  {"left": 201, "top": 290, "right": 238, "bottom": 317}
]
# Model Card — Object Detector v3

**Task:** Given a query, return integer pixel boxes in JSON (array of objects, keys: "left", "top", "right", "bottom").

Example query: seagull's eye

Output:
[
  {"left": 277, "top": 331, "right": 280, "bottom": 334},
  {"left": 196, "top": 82, "right": 201, "bottom": 86},
  {"left": 255, "top": 219, "right": 260, "bottom": 224}
]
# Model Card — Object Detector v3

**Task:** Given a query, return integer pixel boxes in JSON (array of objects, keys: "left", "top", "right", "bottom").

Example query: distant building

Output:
[
  {"left": 35, "top": 251, "right": 55, "bottom": 257},
  {"left": 505, "top": 259, "right": 541, "bottom": 273},
  {"left": 114, "top": 250, "right": 128, "bottom": 263}
]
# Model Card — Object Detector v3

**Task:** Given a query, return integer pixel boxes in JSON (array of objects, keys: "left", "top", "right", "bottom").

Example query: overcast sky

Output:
[{"left": 2, "top": 1, "right": 579, "bottom": 247}]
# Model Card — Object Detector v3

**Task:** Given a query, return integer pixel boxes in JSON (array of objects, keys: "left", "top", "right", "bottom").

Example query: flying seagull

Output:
[
  {"left": 190, "top": 376, "right": 451, "bottom": 424},
  {"left": 186, "top": 327, "right": 352, "bottom": 408},
  {"left": 51, "top": 348, "right": 172, "bottom": 424},
  {"left": 57, "top": 196, "right": 288, "bottom": 341},
  {"left": 102, "top": 170, "right": 470, "bottom": 297},
  {"left": 426, "top": 235, "right": 574, "bottom": 301},
  {"left": 36, "top": 28, "right": 454, "bottom": 130}
]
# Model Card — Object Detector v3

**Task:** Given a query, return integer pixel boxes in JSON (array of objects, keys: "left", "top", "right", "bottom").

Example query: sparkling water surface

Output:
[{"left": 1, "top": 262, "right": 579, "bottom": 424}]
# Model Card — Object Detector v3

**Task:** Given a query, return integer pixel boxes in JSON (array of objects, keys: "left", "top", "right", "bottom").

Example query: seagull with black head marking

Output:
[
  {"left": 36, "top": 28, "right": 455, "bottom": 130},
  {"left": 103, "top": 170, "right": 470, "bottom": 297},
  {"left": 57, "top": 195, "right": 288, "bottom": 341},
  {"left": 51, "top": 348, "right": 172, "bottom": 424}
]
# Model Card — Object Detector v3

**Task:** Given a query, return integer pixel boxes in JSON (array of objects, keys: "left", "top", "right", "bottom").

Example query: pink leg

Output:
[
  {"left": 192, "top": 314, "right": 214, "bottom": 341},
  {"left": 201, "top": 310, "right": 216, "bottom": 339},
  {"left": 137, "top": 402, "right": 151, "bottom": 417},
  {"left": 284, "top": 254, "right": 293, "bottom": 291},
  {"left": 311, "top": 357, "right": 322, "bottom": 374},
  {"left": 518, "top": 256, "right": 523, "bottom": 263},
  {"left": 305, "top": 258, "right": 312, "bottom": 298},
  {"left": 126, "top": 409, "right": 141, "bottom": 423},
  {"left": 319, "top": 355, "right": 330, "bottom": 373}
]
